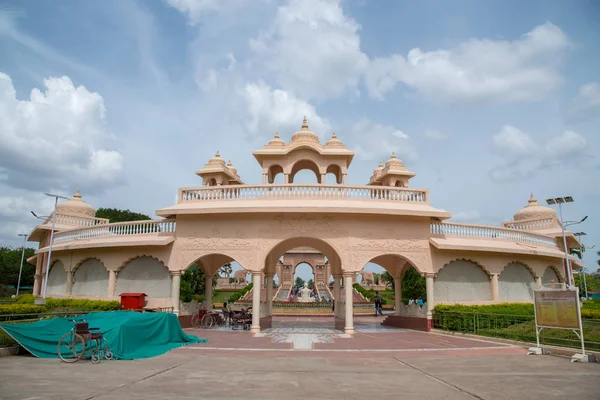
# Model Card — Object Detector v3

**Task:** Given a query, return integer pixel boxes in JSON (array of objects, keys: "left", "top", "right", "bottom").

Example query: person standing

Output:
[{"left": 374, "top": 291, "right": 383, "bottom": 316}]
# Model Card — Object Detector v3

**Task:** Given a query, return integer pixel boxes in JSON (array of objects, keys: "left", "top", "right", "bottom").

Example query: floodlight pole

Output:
[
  {"left": 557, "top": 202, "right": 573, "bottom": 288},
  {"left": 16, "top": 234, "right": 28, "bottom": 296},
  {"left": 41, "top": 193, "right": 69, "bottom": 301}
]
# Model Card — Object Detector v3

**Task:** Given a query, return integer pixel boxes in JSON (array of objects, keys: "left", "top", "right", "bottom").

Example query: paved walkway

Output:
[{"left": 1, "top": 316, "right": 599, "bottom": 399}]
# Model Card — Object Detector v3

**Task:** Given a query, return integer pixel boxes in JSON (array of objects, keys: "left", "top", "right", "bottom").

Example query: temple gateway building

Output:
[{"left": 27, "top": 118, "right": 581, "bottom": 333}]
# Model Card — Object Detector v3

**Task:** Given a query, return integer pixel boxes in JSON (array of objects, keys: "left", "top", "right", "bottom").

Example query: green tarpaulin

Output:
[{"left": 0, "top": 311, "right": 206, "bottom": 360}]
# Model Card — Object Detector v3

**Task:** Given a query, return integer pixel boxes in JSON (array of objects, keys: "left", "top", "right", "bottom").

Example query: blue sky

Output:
[{"left": 1, "top": 0, "right": 599, "bottom": 281}]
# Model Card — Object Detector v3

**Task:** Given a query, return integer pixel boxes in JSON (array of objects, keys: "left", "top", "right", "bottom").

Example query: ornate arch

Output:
[
  {"left": 437, "top": 258, "right": 491, "bottom": 277},
  {"left": 289, "top": 159, "right": 321, "bottom": 183},
  {"left": 351, "top": 251, "right": 428, "bottom": 275},
  {"left": 543, "top": 265, "right": 563, "bottom": 283},
  {"left": 73, "top": 257, "right": 106, "bottom": 272},
  {"left": 117, "top": 255, "right": 168, "bottom": 273},
  {"left": 325, "top": 164, "right": 342, "bottom": 184},
  {"left": 500, "top": 261, "right": 537, "bottom": 279},
  {"left": 261, "top": 236, "right": 342, "bottom": 275},
  {"left": 177, "top": 249, "right": 252, "bottom": 273},
  {"left": 267, "top": 164, "right": 285, "bottom": 183}
]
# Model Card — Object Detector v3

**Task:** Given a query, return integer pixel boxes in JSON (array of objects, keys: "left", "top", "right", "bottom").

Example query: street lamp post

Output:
[
  {"left": 573, "top": 232, "right": 595, "bottom": 300},
  {"left": 32, "top": 193, "right": 70, "bottom": 304},
  {"left": 545, "top": 196, "right": 587, "bottom": 288},
  {"left": 16, "top": 234, "right": 28, "bottom": 296}
]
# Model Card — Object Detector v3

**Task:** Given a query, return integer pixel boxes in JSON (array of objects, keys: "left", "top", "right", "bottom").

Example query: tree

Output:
[
  {"left": 373, "top": 272, "right": 379, "bottom": 285},
  {"left": 180, "top": 264, "right": 218, "bottom": 302},
  {"left": 294, "top": 277, "right": 305, "bottom": 287},
  {"left": 380, "top": 271, "right": 394, "bottom": 289},
  {"left": 0, "top": 246, "right": 36, "bottom": 288},
  {"left": 401, "top": 267, "right": 426, "bottom": 302},
  {"left": 95, "top": 208, "right": 151, "bottom": 222},
  {"left": 307, "top": 279, "right": 314, "bottom": 289},
  {"left": 219, "top": 263, "right": 233, "bottom": 279}
]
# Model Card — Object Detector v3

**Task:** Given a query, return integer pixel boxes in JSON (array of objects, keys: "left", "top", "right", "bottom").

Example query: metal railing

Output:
[
  {"left": 179, "top": 184, "right": 429, "bottom": 204},
  {"left": 430, "top": 221, "right": 557, "bottom": 247},
  {"left": 53, "top": 219, "right": 176, "bottom": 243},
  {"left": 433, "top": 310, "right": 600, "bottom": 351}
]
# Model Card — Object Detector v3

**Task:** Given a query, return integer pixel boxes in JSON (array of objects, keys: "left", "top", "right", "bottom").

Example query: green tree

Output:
[
  {"left": 219, "top": 263, "right": 233, "bottom": 279},
  {"left": 180, "top": 264, "right": 218, "bottom": 302},
  {"left": 307, "top": 279, "right": 314, "bottom": 289},
  {"left": 0, "top": 247, "right": 37, "bottom": 288},
  {"left": 372, "top": 272, "right": 379, "bottom": 285},
  {"left": 95, "top": 208, "right": 151, "bottom": 222},
  {"left": 380, "top": 271, "right": 394, "bottom": 289},
  {"left": 401, "top": 267, "right": 426, "bottom": 302},
  {"left": 295, "top": 277, "right": 305, "bottom": 287}
]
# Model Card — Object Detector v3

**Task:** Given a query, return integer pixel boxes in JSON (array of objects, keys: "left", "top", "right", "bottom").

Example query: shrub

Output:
[
  {"left": 229, "top": 283, "right": 253, "bottom": 303},
  {"left": 0, "top": 304, "right": 46, "bottom": 315},
  {"left": 44, "top": 298, "right": 119, "bottom": 312},
  {"left": 15, "top": 294, "right": 35, "bottom": 304}
]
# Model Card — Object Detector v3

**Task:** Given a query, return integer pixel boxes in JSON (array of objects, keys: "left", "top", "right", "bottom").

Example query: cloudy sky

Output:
[{"left": 1, "top": 0, "right": 599, "bottom": 277}]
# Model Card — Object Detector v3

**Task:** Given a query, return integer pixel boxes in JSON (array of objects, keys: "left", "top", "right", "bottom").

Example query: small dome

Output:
[
  {"left": 227, "top": 160, "right": 238, "bottom": 176},
  {"left": 373, "top": 160, "right": 384, "bottom": 176},
  {"left": 56, "top": 190, "right": 96, "bottom": 218},
  {"left": 385, "top": 152, "right": 404, "bottom": 168},
  {"left": 513, "top": 193, "right": 557, "bottom": 221},
  {"left": 268, "top": 132, "right": 285, "bottom": 146},
  {"left": 208, "top": 151, "right": 226, "bottom": 165},
  {"left": 325, "top": 132, "right": 345, "bottom": 147},
  {"left": 291, "top": 116, "right": 320, "bottom": 143}
]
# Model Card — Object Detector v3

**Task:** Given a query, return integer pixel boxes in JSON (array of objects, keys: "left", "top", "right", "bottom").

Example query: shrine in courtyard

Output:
[{"left": 26, "top": 117, "right": 581, "bottom": 333}]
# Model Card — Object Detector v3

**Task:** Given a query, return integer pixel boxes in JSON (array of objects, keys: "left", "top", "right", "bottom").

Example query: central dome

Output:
[
  {"left": 56, "top": 191, "right": 96, "bottom": 218},
  {"left": 513, "top": 193, "right": 556, "bottom": 221},
  {"left": 291, "top": 116, "right": 320, "bottom": 143}
]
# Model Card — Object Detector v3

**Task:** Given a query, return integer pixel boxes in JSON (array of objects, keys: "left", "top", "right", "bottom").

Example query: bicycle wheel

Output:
[
  {"left": 57, "top": 332, "right": 86, "bottom": 363},
  {"left": 201, "top": 313, "right": 214, "bottom": 328},
  {"left": 191, "top": 314, "right": 202, "bottom": 329}
]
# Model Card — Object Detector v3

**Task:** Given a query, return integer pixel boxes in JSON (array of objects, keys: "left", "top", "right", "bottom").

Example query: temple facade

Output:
[{"left": 27, "top": 118, "right": 581, "bottom": 333}]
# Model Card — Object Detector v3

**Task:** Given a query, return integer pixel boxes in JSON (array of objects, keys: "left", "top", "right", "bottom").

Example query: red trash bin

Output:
[{"left": 119, "top": 293, "right": 147, "bottom": 311}]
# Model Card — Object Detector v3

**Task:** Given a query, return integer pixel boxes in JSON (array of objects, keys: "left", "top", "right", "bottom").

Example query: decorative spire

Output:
[
  {"left": 227, "top": 160, "right": 232, "bottom": 167},
  {"left": 215, "top": 151, "right": 220, "bottom": 157},
  {"left": 378, "top": 160, "right": 383, "bottom": 167},
  {"left": 73, "top": 190, "right": 82, "bottom": 199},
  {"left": 301, "top": 116, "right": 309, "bottom": 130},
  {"left": 391, "top": 152, "right": 396, "bottom": 159},
  {"left": 332, "top": 132, "right": 337, "bottom": 138},
  {"left": 527, "top": 193, "right": 539, "bottom": 206},
  {"left": 275, "top": 131, "right": 280, "bottom": 139}
]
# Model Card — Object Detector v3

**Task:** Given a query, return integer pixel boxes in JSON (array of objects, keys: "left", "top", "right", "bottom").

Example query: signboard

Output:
[{"left": 534, "top": 290, "right": 580, "bottom": 329}]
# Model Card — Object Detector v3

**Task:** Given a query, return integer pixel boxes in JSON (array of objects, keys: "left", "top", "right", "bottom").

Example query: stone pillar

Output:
[
  {"left": 262, "top": 173, "right": 267, "bottom": 184},
  {"left": 344, "top": 273, "right": 354, "bottom": 334},
  {"left": 342, "top": 173, "right": 347, "bottom": 184},
  {"left": 107, "top": 270, "right": 117, "bottom": 298},
  {"left": 266, "top": 274, "right": 274, "bottom": 316},
  {"left": 66, "top": 271, "right": 74, "bottom": 296},
  {"left": 490, "top": 273, "right": 499, "bottom": 302},
  {"left": 171, "top": 271, "right": 181, "bottom": 315},
  {"left": 320, "top": 173, "right": 325, "bottom": 184},
  {"left": 251, "top": 273, "right": 262, "bottom": 333},
  {"left": 33, "top": 256, "right": 42, "bottom": 296},
  {"left": 394, "top": 276, "right": 402, "bottom": 315},
  {"left": 284, "top": 173, "right": 290, "bottom": 184},
  {"left": 535, "top": 276, "right": 542, "bottom": 289},
  {"left": 205, "top": 273, "right": 214, "bottom": 311},
  {"left": 333, "top": 274, "right": 341, "bottom": 317},
  {"left": 425, "top": 273, "right": 435, "bottom": 318}
]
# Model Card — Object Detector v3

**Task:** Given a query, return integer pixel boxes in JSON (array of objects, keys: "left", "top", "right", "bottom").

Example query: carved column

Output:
[
  {"left": 171, "top": 271, "right": 181, "bottom": 315},
  {"left": 266, "top": 273, "right": 274, "bottom": 316},
  {"left": 66, "top": 271, "right": 74, "bottom": 296},
  {"left": 344, "top": 272, "right": 354, "bottom": 334},
  {"left": 33, "top": 255, "right": 42, "bottom": 296},
  {"left": 333, "top": 274, "right": 341, "bottom": 317},
  {"left": 251, "top": 272, "right": 262, "bottom": 333},
  {"left": 262, "top": 173, "right": 267, "bottom": 184},
  {"left": 490, "top": 273, "right": 499, "bottom": 302},
  {"left": 394, "top": 276, "right": 402, "bottom": 315},
  {"left": 425, "top": 273, "right": 435, "bottom": 318},
  {"left": 205, "top": 273, "right": 214, "bottom": 311},
  {"left": 284, "top": 173, "right": 290, "bottom": 184},
  {"left": 535, "top": 276, "right": 542, "bottom": 289},
  {"left": 107, "top": 270, "right": 117, "bottom": 298},
  {"left": 320, "top": 173, "right": 325, "bottom": 184}
]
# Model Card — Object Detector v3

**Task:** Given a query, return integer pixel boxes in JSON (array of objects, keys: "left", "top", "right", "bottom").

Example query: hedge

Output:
[
  {"left": 228, "top": 283, "right": 253, "bottom": 303},
  {"left": 434, "top": 302, "right": 600, "bottom": 320},
  {"left": 2, "top": 295, "right": 120, "bottom": 314},
  {"left": 0, "top": 304, "right": 47, "bottom": 315}
]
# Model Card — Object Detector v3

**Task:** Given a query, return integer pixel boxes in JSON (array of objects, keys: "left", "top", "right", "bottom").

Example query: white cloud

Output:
[
  {"left": 489, "top": 125, "right": 589, "bottom": 181},
  {"left": 423, "top": 130, "right": 448, "bottom": 141},
  {"left": 165, "top": 0, "right": 248, "bottom": 23},
  {"left": 569, "top": 82, "right": 600, "bottom": 121},
  {"left": 349, "top": 119, "right": 417, "bottom": 163},
  {"left": 249, "top": 0, "right": 369, "bottom": 100},
  {"left": 241, "top": 81, "right": 331, "bottom": 138},
  {"left": 365, "top": 22, "right": 568, "bottom": 103},
  {"left": 492, "top": 125, "right": 539, "bottom": 159},
  {"left": 0, "top": 73, "right": 123, "bottom": 193}
]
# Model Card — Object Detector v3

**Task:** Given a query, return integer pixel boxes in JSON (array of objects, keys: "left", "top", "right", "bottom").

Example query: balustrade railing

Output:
[
  {"left": 54, "top": 219, "right": 176, "bottom": 243},
  {"left": 502, "top": 217, "right": 556, "bottom": 231},
  {"left": 430, "top": 222, "right": 557, "bottom": 247},
  {"left": 179, "top": 184, "right": 428, "bottom": 204},
  {"left": 45, "top": 213, "right": 109, "bottom": 227}
]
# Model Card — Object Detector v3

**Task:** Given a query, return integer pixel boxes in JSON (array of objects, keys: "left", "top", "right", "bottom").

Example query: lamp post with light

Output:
[
  {"left": 573, "top": 232, "right": 594, "bottom": 300},
  {"left": 545, "top": 196, "right": 587, "bottom": 288},
  {"left": 31, "top": 193, "right": 70, "bottom": 304},
  {"left": 16, "top": 233, "right": 28, "bottom": 296}
]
